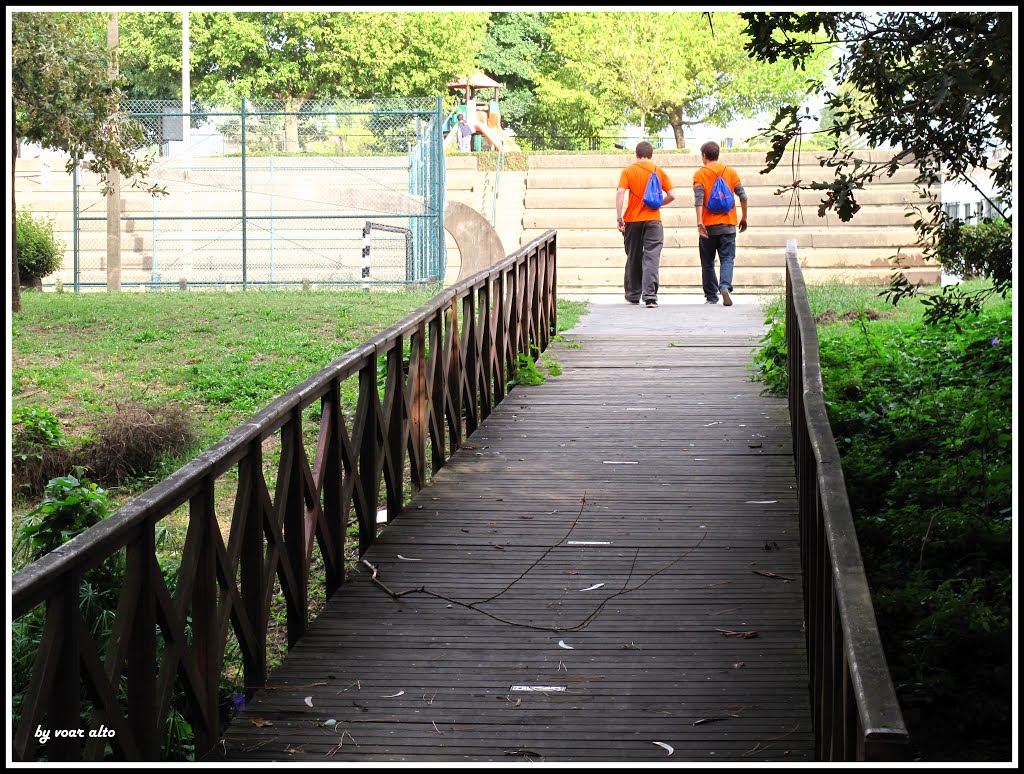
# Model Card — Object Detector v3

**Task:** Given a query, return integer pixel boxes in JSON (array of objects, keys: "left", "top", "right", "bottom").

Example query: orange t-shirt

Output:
[
  {"left": 693, "top": 162, "right": 742, "bottom": 227},
  {"left": 618, "top": 160, "right": 673, "bottom": 222}
]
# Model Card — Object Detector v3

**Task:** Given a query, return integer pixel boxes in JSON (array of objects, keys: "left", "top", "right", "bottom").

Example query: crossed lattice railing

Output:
[{"left": 11, "top": 231, "right": 558, "bottom": 762}]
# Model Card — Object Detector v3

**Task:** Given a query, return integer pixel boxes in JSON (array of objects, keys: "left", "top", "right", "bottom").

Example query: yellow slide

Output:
[{"left": 474, "top": 121, "right": 521, "bottom": 152}]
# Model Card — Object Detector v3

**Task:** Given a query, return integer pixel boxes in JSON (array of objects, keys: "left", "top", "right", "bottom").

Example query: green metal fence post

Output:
[
  {"left": 241, "top": 98, "right": 248, "bottom": 290},
  {"left": 269, "top": 153, "right": 275, "bottom": 285},
  {"left": 151, "top": 195, "right": 159, "bottom": 287},
  {"left": 435, "top": 95, "right": 447, "bottom": 282}
]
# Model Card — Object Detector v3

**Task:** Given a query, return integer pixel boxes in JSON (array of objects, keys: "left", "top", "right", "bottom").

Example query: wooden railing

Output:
[
  {"left": 11, "top": 231, "right": 558, "bottom": 762},
  {"left": 785, "top": 240, "right": 910, "bottom": 760}
]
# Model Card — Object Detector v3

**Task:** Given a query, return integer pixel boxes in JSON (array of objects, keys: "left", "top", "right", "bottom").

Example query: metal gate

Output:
[{"left": 68, "top": 97, "right": 446, "bottom": 289}]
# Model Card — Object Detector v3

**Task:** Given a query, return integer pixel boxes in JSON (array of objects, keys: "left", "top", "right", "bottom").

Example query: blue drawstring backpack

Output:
[
  {"left": 643, "top": 171, "right": 664, "bottom": 209},
  {"left": 706, "top": 174, "right": 735, "bottom": 214}
]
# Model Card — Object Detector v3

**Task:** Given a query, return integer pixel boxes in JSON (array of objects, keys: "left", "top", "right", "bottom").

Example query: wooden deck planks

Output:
[{"left": 219, "top": 331, "right": 813, "bottom": 762}]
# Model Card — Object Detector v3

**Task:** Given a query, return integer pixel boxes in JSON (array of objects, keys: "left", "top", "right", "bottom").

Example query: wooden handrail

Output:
[
  {"left": 784, "top": 239, "right": 910, "bottom": 760},
  {"left": 11, "top": 231, "right": 558, "bottom": 761}
]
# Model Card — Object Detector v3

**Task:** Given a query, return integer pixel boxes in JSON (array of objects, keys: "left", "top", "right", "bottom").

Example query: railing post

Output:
[
  {"left": 189, "top": 478, "right": 219, "bottom": 757},
  {"left": 239, "top": 444, "right": 269, "bottom": 690},
  {"left": 281, "top": 408, "right": 308, "bottom": 646},
  {"left": 49, "top": 573, "right": 83, "bottom": 761},
  {"left": 408, "top": 324, "right": 428, "bottom": 492},
  {"left": 127, "top": 526, "right": 158, "bottom": 758},
  {"left": 322, "top": 380, "right": 345, "bottom": 593},
  {"left": 384, "top": 337, "right": 406, "bottom": 520},
  {"left": 358, "top": 360, "right": 381, "bottom": 554}
]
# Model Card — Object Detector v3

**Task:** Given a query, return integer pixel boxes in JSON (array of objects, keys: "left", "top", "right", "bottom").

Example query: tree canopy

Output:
[
  {"left": 534, "top": 12, "right": 826, "bottom": 149},
  {"left": 741, "top": 11, "right": 1013, "bottom": 320},
  {"left": 11, "top": 11, "right": 159, "bottom": 312}
]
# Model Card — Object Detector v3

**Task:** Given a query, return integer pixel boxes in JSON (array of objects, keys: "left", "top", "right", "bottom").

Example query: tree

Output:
[
  {"left": 659, "top": 13, "right": 828, "bottom": 149},
  {"left": 740, "top": 11, "right": 1012, "bottom": 321},
  {"left": 476, "top": 12, "right": 558, "bottom": 141},
  {"left": 537, "top": 12, "right": 826, "bottom": 149},
  {"left": 11, "top": 11, "right": 159, "bottom": 313},
  {"left": 118, "top": 12, "right": 489, "bottom": 151}
]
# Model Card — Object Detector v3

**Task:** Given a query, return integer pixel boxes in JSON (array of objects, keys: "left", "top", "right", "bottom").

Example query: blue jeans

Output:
[{"left": 699, "top": 231, "right": 736, "bottom": 302}]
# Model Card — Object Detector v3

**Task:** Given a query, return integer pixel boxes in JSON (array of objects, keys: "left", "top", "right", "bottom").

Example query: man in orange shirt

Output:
[
  {"left": 616, "top": 141, "right": 675, "bottom": 307},
  {"left": 693, "top": 141, "right": 748, "bottom": 305}
]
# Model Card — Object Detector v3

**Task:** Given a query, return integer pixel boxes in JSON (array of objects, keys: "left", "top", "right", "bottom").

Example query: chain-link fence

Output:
[{"left": 67, "top": 97, "right": 446, "bottom": 289}]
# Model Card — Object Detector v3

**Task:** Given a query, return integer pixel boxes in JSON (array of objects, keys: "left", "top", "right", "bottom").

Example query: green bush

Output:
[
  {"left": 16, "top": 209, "right": 65, "bottom": 284},
  {"left": 753, "top": 289, "right": 1012, "bottom": 761},
  {"left": 935, "top": 218, "right": 1011, "bottom": 285}
]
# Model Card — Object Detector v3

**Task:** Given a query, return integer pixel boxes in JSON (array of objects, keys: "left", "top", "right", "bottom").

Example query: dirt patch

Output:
[{"left": 814, "top": 307, "right": 885, "bottom": 325}]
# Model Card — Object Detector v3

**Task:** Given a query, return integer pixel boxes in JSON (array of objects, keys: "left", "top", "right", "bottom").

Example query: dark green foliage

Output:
[
  {"left": 16, "top": 470, "right": 113, "bottom": 561},
  {"left": 883, "top": 219, "right": 1012, "bottom": 326},
  {"left": 741, "top": 12, "right": 1013, "bottom": 327},
  {"left": 12, "top": 404, "right": 67, "bottom": 458},
  {"left": 15, "top": 210, "right": 65, "bottom": 283},
  {"left": 754, "top": 294, "right": 1012, "bottom": 761},
  {"left": 935, "top": 219, "right": 1012, "bottom": 285}
]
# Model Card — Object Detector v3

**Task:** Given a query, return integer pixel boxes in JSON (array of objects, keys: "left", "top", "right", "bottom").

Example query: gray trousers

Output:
[{"left": 623, "top": 220, "right": 663, "bottom": 302}]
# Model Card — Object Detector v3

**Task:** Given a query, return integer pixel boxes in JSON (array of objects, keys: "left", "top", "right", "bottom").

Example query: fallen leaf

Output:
[
  {"left": 323, "top": 719, "right": 337, "bottom": 727},
  {"left": 397, "top": 555, "right": 421, "bottom": 561},
  {"left": 381, "top": 690, "right": 405, "bottom": 698},
  {"left": 284, "top": 745, "right": 304, "bottom": 753},
  {"left": 653, "top": 741, "right": 674, "bottom": 755},
  {"left": 558, "top": 640, "right": 575, "bottom": 650},
  {"left": 733, "top": 662, "right": 745, "bottom": 669},
  {"left": 694, "top": 716, "right": 731, "bottom": 725},
  {"left": 250, "top": 718, "right": 273, "bottom": 727},
  {"left": 304, "top": 696, "right": 313, "bottom": 707},
  {"left": 716, "top": 628, "right": 759, "bottom": 639},
  {"left": 753, "top": 570, "right": 793, "bottom": 581},
  {"left": 579, "top": 583, "right": 605, "bottom": 591},
  {"left": 746, "top": 500, "right": 778, "bottom": 504}
]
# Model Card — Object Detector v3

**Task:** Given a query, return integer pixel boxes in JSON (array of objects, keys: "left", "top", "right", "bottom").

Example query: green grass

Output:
[{"left": 11, "top": 289, "right": 587, "bottom": 514}]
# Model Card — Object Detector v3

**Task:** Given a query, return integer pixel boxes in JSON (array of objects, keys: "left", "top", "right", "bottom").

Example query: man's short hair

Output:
[
  {"left": 635, "top": 141, "right": 654, "bottom": 159},
  {"left": 700, "top": 141, "right": 721, "bottom": 161}
]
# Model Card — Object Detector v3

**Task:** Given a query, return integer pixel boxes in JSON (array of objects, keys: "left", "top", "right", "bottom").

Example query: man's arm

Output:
[
  {"left": 662, "top": 188, "right": 676, "bottom": 206},
  {"left": 693, "top": 183, "right": 707, "bottom": 238},
  {"left": 616, "top": 187, "right": 627, "bottom": 233},
  {"left": 736, "top": 182, "right": 748, "bottom": 233}
]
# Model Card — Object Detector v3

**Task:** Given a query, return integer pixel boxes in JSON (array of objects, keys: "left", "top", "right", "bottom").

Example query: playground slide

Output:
[{"left": 474, "top": 122, "right": 520, "bottom": 152}]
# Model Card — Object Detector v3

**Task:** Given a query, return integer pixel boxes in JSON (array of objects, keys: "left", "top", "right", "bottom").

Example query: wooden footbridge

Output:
[{"left": 11, "top": 234, "right": 909, "bottom": 763}]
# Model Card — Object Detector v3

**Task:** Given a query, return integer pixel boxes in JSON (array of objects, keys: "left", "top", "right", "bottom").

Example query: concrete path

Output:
[{"left": 561, "top": 294, "right": 772, "bottom": 339}]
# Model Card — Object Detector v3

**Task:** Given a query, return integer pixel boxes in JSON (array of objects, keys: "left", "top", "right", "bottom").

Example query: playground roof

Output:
[{"left": 447, "top": 72, "right": 502, "bottom": 91}]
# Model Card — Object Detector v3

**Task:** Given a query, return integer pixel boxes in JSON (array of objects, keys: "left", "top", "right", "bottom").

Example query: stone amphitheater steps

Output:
[{"left": 15, "top": 150, "right": 941, "bottom": 294}]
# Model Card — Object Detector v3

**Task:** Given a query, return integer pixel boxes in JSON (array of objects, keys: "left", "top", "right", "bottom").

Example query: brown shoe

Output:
[{"left": 721, "top": 288, "right": 733, "bottom": 306}]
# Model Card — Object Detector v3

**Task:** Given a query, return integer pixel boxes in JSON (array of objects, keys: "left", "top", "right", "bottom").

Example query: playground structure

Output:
[{"left": 444, "top": 72, "right": 520, "bottom": 153}]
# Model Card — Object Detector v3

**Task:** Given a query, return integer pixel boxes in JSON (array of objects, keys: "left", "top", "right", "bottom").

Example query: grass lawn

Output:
[{"left": 10, "top": 286, "right": 588, "bottom": 522}]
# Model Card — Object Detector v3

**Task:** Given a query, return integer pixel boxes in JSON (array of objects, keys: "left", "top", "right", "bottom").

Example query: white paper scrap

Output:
[{"left": 511, "top": 686, "right": 566, "bottom": 692}]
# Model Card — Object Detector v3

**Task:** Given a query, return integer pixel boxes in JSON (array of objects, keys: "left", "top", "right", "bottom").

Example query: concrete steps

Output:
[{"left": 15, "top": 150, "right": 941, "bottom": 294}]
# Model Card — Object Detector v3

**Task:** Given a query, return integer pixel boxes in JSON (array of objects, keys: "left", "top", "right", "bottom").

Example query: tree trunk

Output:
[
  {"left": 670, "top": 120, "right": 686, "bottom": 151},
  {"left": 12, "top": 113, "right": 21, "bottom": 313},
  {"left": 284, "top": 95, "right": 308, "bottom": 153},
  {"left": 666, "top": 106, "right": 686, "bottom": 150}
]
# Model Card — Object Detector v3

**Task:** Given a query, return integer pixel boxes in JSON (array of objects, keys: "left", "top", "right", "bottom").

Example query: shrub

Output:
[
  {"left": 83, "top": 402, "right": 197, "bottom": 486},
  {"left": 16, "top": 469, "right": 113, "bottom": 562},
  {"left": 935, "top": 218, "right": 1011, "bottom": 285},
  {"left": 11, "top": 405, "right": 76, "bottom": 497},
  {"left": 16, "top": 209, "right": 65, "bottom": 284}
]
